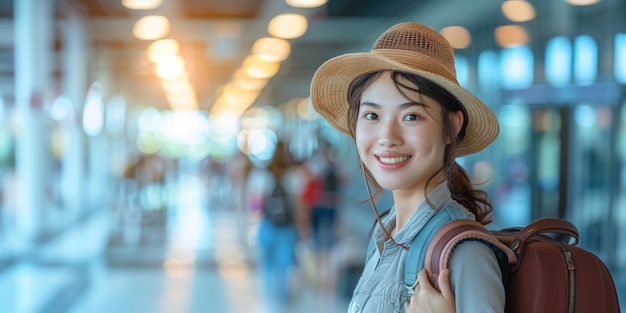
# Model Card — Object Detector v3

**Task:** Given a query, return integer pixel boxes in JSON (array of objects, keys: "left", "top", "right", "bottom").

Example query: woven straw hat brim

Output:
[{"left": 310, "top": 50, "right": 499, "bottom": 156}]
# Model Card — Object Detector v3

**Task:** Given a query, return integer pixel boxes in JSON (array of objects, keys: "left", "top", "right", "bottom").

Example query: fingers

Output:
[
  {"left": 438, "top": 269, "right": 455, "bottom": 300},
  {"left": 417, "top": 269, "right": 435, "bottom": 292}
]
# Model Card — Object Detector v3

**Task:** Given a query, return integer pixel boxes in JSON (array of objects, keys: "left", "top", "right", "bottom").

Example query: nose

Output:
[{"left": 377, "top": 119, "right": 402, "bottom": 147}]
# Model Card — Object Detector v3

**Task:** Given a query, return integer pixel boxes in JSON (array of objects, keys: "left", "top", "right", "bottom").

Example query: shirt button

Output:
[{"left": 351, "top": 302, "right": 361, "bottom": 313}]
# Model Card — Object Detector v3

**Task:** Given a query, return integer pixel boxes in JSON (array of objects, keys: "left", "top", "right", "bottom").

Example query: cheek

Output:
[
  {"left": 354, "top": 131, "right": 367, "bottom": 159},
  {"left": 354, "top": 128, "right": 374, "bottom": 160}
]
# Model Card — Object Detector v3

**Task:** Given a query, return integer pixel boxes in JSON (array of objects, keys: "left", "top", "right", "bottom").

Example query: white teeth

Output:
[{"left": 379, "top": 156, "right": 410, "bottom": 164}]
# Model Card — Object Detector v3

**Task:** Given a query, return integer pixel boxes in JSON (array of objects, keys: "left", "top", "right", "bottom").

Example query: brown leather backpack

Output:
[{"left": 424, "top": 218, "right": 621, "bottom": 312}]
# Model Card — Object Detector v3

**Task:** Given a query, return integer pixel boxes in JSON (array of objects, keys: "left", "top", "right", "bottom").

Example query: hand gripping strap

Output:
[
  {"left": 403, "top": 209, "right": 455, "bottom": 294},
  {"left": 424, "top": 220, "right": 518, "bottom": 290}
]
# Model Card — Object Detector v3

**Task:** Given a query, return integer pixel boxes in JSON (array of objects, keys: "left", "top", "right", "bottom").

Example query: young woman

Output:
[{"left": 310, "top": 22, "right": 505, "bottom": 312}]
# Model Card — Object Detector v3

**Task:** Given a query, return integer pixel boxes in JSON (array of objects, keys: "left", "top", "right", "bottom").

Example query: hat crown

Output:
[{"left": 371, "top": 22, "right": 456, "bottom": 78}]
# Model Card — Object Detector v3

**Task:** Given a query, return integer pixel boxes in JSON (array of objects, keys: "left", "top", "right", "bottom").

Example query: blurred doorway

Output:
[{"left": 495, "top": 101, "right": 619, "bottom": 267}]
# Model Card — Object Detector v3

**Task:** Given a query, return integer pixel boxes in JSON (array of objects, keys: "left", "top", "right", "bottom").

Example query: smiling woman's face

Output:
[{"left": 355, "top": 71, "right": 450, "bottom": 193}]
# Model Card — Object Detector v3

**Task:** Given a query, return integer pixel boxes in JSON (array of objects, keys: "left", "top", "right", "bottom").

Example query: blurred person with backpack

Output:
[
  {"left": 251, "top": 141, "right": 301, "bottom": 312},
  {"left": 301, "top": 139, "right": 346, "bottom": 289}
]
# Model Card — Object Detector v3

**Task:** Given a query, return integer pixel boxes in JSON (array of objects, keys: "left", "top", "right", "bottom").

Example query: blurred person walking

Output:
[
  {"left": 249, "top": 141, "right": 301, "bottom": 313},
  {"left": 301, "top": 140, "right": 345, "bottom": 289}
]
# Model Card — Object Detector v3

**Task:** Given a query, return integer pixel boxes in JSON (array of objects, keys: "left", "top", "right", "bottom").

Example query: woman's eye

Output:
[
  {"left": 363, "top": 112, "right": 378, "bottom": 120},
  {"left": 404, "top": 114, "right": 420, "bottom": 121}
]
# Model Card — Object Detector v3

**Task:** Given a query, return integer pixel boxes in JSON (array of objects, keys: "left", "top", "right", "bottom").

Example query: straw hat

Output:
[{"left": 310, "top": 22, "right": 499, "bottom": 156}]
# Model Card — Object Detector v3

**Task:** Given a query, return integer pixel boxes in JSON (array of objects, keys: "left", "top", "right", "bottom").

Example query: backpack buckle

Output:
[{"left": 405, "top": 278, "right": 419, "bottom": 296}]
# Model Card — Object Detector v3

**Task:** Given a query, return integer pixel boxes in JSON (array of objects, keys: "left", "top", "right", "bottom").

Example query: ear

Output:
[{"left": 448, "top": 111, "right": 464, "bottom": 143}]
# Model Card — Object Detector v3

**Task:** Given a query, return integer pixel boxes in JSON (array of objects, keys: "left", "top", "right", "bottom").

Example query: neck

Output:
[{"left": 393, "top": 178, "right": 445, "bottom": 232}]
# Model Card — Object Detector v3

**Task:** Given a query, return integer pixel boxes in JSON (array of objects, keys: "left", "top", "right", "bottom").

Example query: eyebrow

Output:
[{"left": 360, "top": 101, "right": 428, "bottom": 109}]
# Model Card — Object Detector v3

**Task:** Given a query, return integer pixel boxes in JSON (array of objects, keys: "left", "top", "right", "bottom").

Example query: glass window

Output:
[
  {"left": 455, "top": 55, "right": 470, "bottom": 87},
  {"left": 546, "top": 36, "right": 572, "bottom": 87},
  {"left": 615, "top": 34, "right": 626, "bottom": 84},
  {"left": 616, "top": 100, "right": 626, "bottom": 270},
  {"left": 574, "top": 35, "right": 598, "bottom": 86},
  {"left": 478, "top": 50, "right": 500, "bottom": 88},
  {"left": 492, "top": 104, "right": 532, "bottom": 228},
  {"left": 500, "top": 45, "right": 534, "bottom": 89},
  {"left": 568, "top": 105, "right": 614, "bottom": 260}
]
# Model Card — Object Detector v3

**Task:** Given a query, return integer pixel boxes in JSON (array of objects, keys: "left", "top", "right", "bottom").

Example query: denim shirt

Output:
[{"left": 348, "top": 183, "right": 505, "bottom": 313}]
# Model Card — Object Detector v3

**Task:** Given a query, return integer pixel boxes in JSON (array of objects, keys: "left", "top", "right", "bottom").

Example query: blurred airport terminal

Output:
[{"left": 0, "top": 0, "right": 625, "bottom": 312}]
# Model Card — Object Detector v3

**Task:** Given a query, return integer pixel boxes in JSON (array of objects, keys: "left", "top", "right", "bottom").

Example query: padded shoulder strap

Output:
[
  {"left": 423, "top": 220, "right": 517, "bottom": 290},
  {"left": 403, "top": 209, "right": 455, "bottom": 292}
]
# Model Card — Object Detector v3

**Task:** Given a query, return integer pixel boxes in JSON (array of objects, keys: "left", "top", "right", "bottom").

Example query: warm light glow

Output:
[
  {"left": 211, "top": 96, "right": 251, "bottom": 116},
  {"left": 156, "top": 55, "right": 185, "bottom": 80},
  {"left": 565, "top": 0, "right": 601, "bottom": 5},
  {"left": 122, "top": 0, "right": 163, "bottom": 10},
  {"left": 233, "top": 69, "right": 268, "bottom": 90},
  {"left": 502, "top": 0, "right": 536, "bottom": 22},
  {"left": 297, "top": 97, "right": 319, "bottom": 120},
  {"left": 242, "top": 55, "right": 280, "bottom": 78},
  {"left": 148, "top": 39, "right": 180, "bottom": 63},
  {"left": 166, "top": 91, "right": 198, "bottom": 110},
  {"left": 268, "top": 14, "right": 308, "bottom": 39},
  {"left": 252, "top": 37, "right": 291, "bottom": 62},
  {"left": 161, "top": 76, "right": 191, "bottom": 92},
  {"left": 495, "top": 25, "right": 529, "bottom": 47},
  {"left": 166, "top": 84, "right": 195, "bottom": 101},
  {"left": 133, "top": 15, "right": 170, "bottom": 40},
  {"left": 223, "top": 83, "right": 261, "bottom": 105},
  {"left": 440, "top": 26, "right": 471, "bottom": 49},
  {"left": 286, "top": 0, "right": 327, "bottom": 8}
]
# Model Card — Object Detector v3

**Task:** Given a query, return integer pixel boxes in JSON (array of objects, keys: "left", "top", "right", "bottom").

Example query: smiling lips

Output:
[{"left": 377, "top": 155, "right": 411, "bottom": 165}]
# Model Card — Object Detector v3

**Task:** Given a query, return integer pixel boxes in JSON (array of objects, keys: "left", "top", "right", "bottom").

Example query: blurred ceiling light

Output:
[
  {"left": 233, "top": 69, "right": 269, "bottom": 90},
  {"left": 286, "top": 0, "right": 327, "bottom": 8},
  {"left": 440, "top": 26, "right": 471, "bottom": 49},
  {"left": 223, "top": 83, "right": 261, "bottom": 104},
  {"left": 297, "top": 97, "right": 319, "bottom": 120},
  {"left": 122, "top": 0, "right": 163, "bottom": 10},
  {"left": 133, "top": 15, "right": 170, "bottom": 40},
  {"left": 268, "top": 14, "right": 308, "bottom": 39},
  {"left": 148, "top": 39, "right": 179, "bottom": 63},
  {"left": 161, "top": 76, "right": 191, "bottom": 92},
  {"left": 156, "top": 55, "right": 185, "bottom": 80},
  {"left": 242, "top": 55, "right": 280, "bottom": 78},
  {"left": 495, "top": 25, "right": 530, "bottom": 47},
  {"left": 212, "top": 96, "right": 250, "bottom": 116},
  {"left": 165, "top": 84, "right": 195, "bottom": 100},
  {"left": 252, "top": 37, "right": 291, "bottom": 62},
  {"left": 565, "top": 0, "right": 600, "bottom": 5},
  {"left": 502, "top": 0, "right": 536, "bottom": 22},
  {"left": 166, "top": 92, "right": 198, "bottom": 111}
]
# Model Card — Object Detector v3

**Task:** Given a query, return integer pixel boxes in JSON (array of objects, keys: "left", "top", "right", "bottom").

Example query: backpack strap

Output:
[
  {"left": 403, "top": 209, "right": 457, "bottom": 295},
  {"left": 423, "top": 220, "right": 518, "bottom": 291}
]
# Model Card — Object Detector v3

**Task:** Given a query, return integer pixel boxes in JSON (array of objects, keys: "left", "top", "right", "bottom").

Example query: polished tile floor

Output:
[{"left": 0, "top": 174, "right": 352, "bottom": 313}]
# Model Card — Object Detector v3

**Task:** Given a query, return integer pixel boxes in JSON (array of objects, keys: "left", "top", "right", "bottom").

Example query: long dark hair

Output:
[{"left": 347, "top": 71, "right": 493, "bottom": 233}]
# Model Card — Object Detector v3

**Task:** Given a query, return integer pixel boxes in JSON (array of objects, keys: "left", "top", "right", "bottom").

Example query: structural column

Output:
[
  {"left": 14, "top": 0, "right": 54, "bottom": 242},
  {"left": 58, "top": 5, "right": 87, "bottom": 221}
]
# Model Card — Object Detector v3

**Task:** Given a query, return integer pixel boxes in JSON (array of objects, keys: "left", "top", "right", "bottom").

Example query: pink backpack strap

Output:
[{"left": 424, "top": 219, "right": 518, "bottom": 290}]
